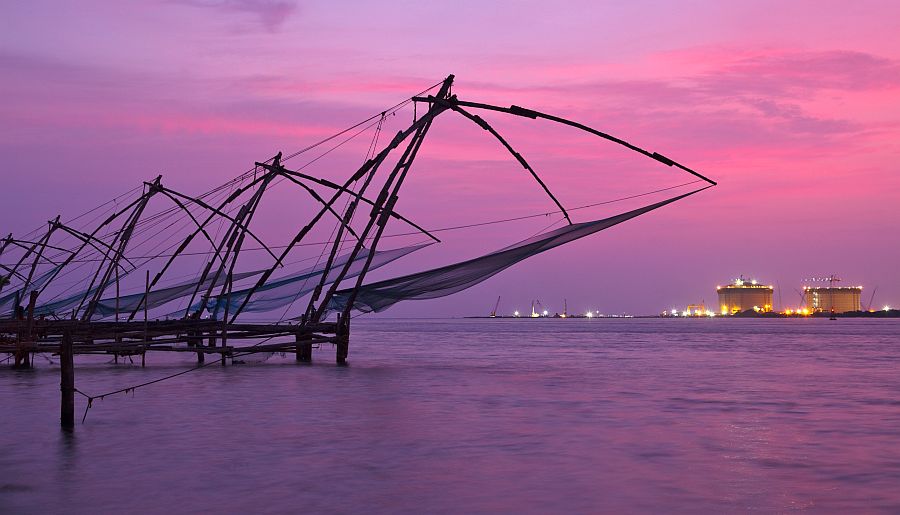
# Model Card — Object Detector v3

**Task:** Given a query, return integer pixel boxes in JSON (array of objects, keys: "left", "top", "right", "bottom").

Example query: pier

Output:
[{"left": 0, "top": 318, "right": 347, "bottom": 365}]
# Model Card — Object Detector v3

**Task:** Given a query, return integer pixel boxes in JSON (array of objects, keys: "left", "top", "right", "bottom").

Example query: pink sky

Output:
[{"left": 2, "top": 0, "right": 899, "bottom": 316}]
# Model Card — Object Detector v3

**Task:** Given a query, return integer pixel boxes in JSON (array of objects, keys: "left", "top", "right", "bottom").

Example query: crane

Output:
[{"left": 865, "top": 286, "right": 878, "bottom": 312}]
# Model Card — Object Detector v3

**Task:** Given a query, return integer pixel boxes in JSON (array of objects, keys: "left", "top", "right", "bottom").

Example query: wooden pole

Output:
[
  {"left": 115, "top": 266, "right": 120, "bottom": 323},
  {"left": 25, "top": 290, "right": 37, "bottom": 340},
  {"left": 16, "top": 290, "right": 38, "bottom": 368},
  {"left": 222, "top": 272, "right": 230, "bottom": 366},
  {"left": 335, "top": 312, "right": 348, "bottom": 365},
  {"left": 115, "top": 264, "right": 120, "bottom": 363},
  {"left": 60, "top": 330, "right": 74, "bottom": 429},
  {"left": 296, "top": 331, "right": 312, "bottom": 363},
  {"left": 201, "top": 328, "right": 211, "bottom": 364},
  {"left": 143, "top": 270, "right": 149, "bottom": 366}
]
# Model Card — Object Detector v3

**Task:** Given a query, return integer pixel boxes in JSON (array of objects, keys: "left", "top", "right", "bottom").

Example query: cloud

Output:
[
  {"left": 715, "top": 50, "right": 900, "bottom": 92},
  {"left": 452, "top": 48, "right": 900, "bottom": 158},
  {"left": 741, "top": 98, "right": 856, "bottom": 135},
  {"left": 173, "top": 0, "right": 297, "bottom": 32}
]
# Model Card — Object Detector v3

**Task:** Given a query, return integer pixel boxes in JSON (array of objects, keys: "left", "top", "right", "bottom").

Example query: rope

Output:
[
  {"left": 380, "top": 179, "right": 704, "bottom": 237},
  {"left": 0, "top": 179, "right": 702, "bottom": 267},
  {"left": 73, "top": 333, "right": 291, "bottom": 423},
  {"left": 12, "top": 80, "right": 442, "bottom": 253},
  {"left": 73, "top": 359, "right": 222, "bottom": 423}
]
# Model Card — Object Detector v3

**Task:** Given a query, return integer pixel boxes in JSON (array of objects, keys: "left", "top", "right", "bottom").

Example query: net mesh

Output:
[
  {"left": 202, "top": 243, "right": 430, "bottom": 316},
  {"left": 329, "top": 190, "right": 701, "bottom": 314}
]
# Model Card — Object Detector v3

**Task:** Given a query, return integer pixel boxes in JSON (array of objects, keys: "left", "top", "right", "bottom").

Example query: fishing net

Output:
[
  {"left": 0, "top": 265, "right": 61, "bottom": 316},
  {"left": 195, "top": 243, "right": 431, "bottom": 317},
  {"left": 330, "top": 190, "right": 701, "bottom": 313},
  {"left": 5, "top": 244, "right": 428, "bottom": 319}
]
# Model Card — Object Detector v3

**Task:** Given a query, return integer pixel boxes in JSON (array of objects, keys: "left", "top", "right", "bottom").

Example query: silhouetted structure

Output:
[{"left": 2, "top": 75, "right": 715, "bottom": 378}]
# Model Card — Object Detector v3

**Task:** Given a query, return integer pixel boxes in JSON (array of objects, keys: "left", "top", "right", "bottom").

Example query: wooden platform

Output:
[{"left": 0, "top": 317, "right": 347, "bottom": 364}]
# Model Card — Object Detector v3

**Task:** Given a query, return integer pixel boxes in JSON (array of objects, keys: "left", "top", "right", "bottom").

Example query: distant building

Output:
[
  {"left": 717, "top": 277, "right": 773, "bottom": 314},
  {"left": 804, "top": 286, "right": 861, "bottom": 313}
]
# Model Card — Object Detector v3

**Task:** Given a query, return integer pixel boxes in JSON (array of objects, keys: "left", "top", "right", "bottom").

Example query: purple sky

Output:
[{"left": 2, "top": 0, "right": 899, "bottom": 316}]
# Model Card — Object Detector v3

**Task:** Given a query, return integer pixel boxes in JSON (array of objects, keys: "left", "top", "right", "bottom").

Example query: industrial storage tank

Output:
[
  {"left": 717, "top": 277, "right": 773, "bottom": 314},
  {"left": 803, "top": 286, "right": 862, "bottom": 313}
]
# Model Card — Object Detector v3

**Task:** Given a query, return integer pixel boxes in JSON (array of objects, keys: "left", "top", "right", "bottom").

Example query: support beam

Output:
[
  {"left": 428, "top": 98, "right": 571, "bottom": 224},
  {"left": 296, "top": 332, "right": 312, "bottom": 363},
  {"left": 335, "top": 313, "right": 348, "bottom": 365},
  {"left": 412, "top": 97, "right": 718, "bottom": 186},
  {"left": 230, "top": 78, "right": 454, "bottom": 322},
  {"left": 60, "top": 331, "right": 74, "bottom": 429},
  {"left": 15, "top": 291, "right": 38, "bottom": 368},
  {"left": 311, "top": 77, "right": 454, "bottom": 324},
  {"left": 222, "top": 273, "right": 231, "bottom": 366}
]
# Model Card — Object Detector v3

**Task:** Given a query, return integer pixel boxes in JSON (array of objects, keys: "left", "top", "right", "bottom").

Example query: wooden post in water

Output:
[
  {"left": 195, "top": 330, "right": 205, "bottom": 364},
  {"left": 296, "top": 331, "right": 312, "bottom": 363},
  {"left": 143, "top": 270, "right": 149, "bottom": 367},
  {"left": 221, "top": 273, "right": 230, "bottom": 366},
  {"left": 335, "top": 312, "right": 348, "bottom": 365},
  {"left": 202, "top": 327, "right": 214, "bottom": 364},
  {"left": 16, "top": 291, "right": 38, "bottom": 368},
  {"left": 60, "top": 330, "right": 74, "bottom": 429},
  {"left": 114, "top": 265, "right": 120, "bottom": 364}
]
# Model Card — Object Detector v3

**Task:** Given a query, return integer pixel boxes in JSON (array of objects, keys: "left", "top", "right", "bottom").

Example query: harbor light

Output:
[
  {"left": 586, "top": 311, "right": 593, "bottom": 318},
  {"left": 542, "top": 310, "right": 549, "bottom": 316},
  {"left": 886, "top": 306, "right": 892, "bottom": 312},
  {"left": 513, "top": 310, "right": 520, "bottom": 317}
]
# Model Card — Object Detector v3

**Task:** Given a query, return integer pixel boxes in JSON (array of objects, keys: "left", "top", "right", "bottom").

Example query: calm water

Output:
[{"left": 2, "top": 318, "right": 900, "bottom": 513}]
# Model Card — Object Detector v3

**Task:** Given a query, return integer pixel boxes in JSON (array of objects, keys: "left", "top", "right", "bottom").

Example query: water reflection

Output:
[{"left": 1, "top": 319, "right": 900, "bottom": 513}]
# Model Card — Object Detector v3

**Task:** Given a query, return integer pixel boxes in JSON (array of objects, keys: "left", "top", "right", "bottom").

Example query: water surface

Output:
[{"left": 2, "top": 318, "right": 899, "bottom": 513}]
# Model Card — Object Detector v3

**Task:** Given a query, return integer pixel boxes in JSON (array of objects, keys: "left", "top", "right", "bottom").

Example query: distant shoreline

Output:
[{"left": 465, "top": 310, "right": 900, "bottom": 320}]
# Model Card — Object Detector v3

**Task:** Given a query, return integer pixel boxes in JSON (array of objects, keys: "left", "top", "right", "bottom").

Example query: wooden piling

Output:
[
  {"left": 25, "top": 290, "right": 37, "bottom": 340},
  {"left": 335, "top": 339, "right": 348, "bottom": 364},
  {"left": 222, "top": 273, "right": 231, "bottom": 366},
  {"left": 60, "top": 331, "right": 74, "bottom": 429},
  {"left": 205, "top": 329, "right": 216, "bottom": 364},
  {"left": 142, "top": 270, "right": 151, "bottom": 363},
  {"left": 15, "top": 291, "right": 38, "bottom": 368},
  {"left": 296, "top": 332, "right": 312, "bottom": 363},
  {"left": 335, "top": 313, "right": 348, "bottom": 365}
]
